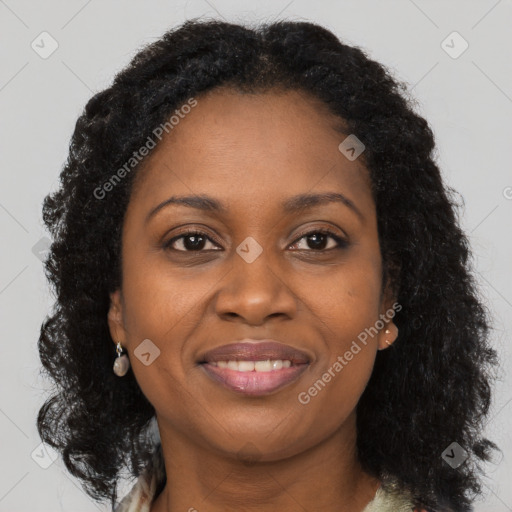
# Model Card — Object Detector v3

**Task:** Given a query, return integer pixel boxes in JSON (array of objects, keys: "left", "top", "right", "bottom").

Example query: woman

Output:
[{"left": 37, "top": 18, "right": 498, "bottom": 512}]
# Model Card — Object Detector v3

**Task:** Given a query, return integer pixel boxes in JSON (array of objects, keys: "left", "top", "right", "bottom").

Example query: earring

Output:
[
  {"left": 384, "top": 329, "right": 391, "bottom": 346},
  {"left": 113, "top": 341, "right": 130, "bottom": 376}
]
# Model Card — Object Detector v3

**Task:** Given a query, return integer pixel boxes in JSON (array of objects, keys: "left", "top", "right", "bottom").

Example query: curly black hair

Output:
[{"left": 37, "top": 17, "right": 498, "bottom": 512}]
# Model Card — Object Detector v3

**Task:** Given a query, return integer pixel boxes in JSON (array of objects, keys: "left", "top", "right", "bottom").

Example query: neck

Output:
[{"left": 151, "top": 412, "right": 380, "bottom": 512}]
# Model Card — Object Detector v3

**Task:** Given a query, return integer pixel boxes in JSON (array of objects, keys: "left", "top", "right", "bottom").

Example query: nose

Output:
[{"left": 213, "top": 248, "right": 298, "bottom": 326}]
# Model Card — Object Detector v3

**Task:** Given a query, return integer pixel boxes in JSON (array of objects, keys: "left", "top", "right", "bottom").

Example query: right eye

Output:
[{"left": 163, "top": 230, "right": 223, "bottom": 252}]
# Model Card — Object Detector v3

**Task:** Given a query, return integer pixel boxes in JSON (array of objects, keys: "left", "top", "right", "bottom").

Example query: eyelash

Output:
[{"left": 163, "top": 228, "right": 349, "bottom": 253}]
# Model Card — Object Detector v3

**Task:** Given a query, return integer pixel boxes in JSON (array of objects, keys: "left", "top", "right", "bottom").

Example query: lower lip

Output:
[{"left": 200, "top": 363, "right": 309, "bottom": 396}]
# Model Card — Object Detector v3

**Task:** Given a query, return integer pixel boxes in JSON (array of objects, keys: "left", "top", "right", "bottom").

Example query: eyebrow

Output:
[{"left": 145, "top": 191, "right": 364, "bottom": 224}]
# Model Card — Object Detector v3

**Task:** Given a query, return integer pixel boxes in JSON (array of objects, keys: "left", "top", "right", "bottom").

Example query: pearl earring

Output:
[
  {"left": 384, "top": 328, "right": 391, "bottom": 346},
  {"left": 113, "top": 341, "right": 130, "bottom": 376}
]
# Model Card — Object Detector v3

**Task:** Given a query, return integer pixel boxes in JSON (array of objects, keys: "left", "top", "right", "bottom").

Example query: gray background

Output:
[{"left": 0, "top": 0, "right": 511, "bottom": 510}]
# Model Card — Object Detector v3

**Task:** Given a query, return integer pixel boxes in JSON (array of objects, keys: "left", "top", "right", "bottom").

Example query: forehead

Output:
[{"left": 129, "top": 87, "right": 373, "bottom": 219}]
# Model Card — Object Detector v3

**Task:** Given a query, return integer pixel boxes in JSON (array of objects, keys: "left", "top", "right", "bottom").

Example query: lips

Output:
[
  {"left": 198, "top": 339, "right": 311, "bottom": 396},
  {"left": 198, "top": 340, "right": 311, "bottom": 365}
]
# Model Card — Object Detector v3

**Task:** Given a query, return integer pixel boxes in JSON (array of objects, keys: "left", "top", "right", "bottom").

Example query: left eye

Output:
[{"left": 289, "top": 230, "right": 348, "bottom": 251}]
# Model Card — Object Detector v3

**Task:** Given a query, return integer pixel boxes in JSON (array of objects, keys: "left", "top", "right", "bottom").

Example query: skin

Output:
[{"left": 108, "top": 87, "right": 399, "bottom": 512}]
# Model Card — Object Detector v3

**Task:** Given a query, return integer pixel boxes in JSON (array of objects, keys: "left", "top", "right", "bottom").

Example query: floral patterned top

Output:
[{"left": 114, "top": 447, "right": 427, "bottom": 512}]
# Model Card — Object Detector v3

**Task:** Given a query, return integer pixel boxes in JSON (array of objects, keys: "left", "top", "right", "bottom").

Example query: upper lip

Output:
[{"left": 198, "top": 339, "right": 311, "bottom": 364}]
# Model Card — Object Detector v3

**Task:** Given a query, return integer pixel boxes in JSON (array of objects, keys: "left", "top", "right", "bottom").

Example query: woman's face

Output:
[{"left": 108, "top": 87, "right": 397, "bottom": 462}]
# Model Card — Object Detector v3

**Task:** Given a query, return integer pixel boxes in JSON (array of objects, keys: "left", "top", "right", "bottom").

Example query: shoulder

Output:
[
  {"left": 114, "top": 469, "right": 154, "bottom": 512},
  {"left": 362, "top": 485, "right": 428, "bottom": 512},
  {"left": 114, "top": 448, "right": 166, "bottom": 512}
]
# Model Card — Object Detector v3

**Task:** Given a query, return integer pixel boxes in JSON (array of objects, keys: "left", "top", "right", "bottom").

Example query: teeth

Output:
[
  {"left": 209, "top": 360, "right": 293, "bottom": 372},
  {"left": 238, "top": 361, "right": 255, "bottom": 372},
  {"left": 227, "top": 361, "right": 239, "bottom": 370},
  {"left": 255, "top": 360, "right": 273, "bottom": 372}
]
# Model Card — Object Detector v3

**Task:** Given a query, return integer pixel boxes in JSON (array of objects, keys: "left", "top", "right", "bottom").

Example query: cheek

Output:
[
  {"left": 119, "top": 253, "right": 226, "bottom": 397},
  {"left": 309, "top": 254, "right": 383, "bottom": 336},
  {"left": 296, "top": 253, "right": 382, "bottom": 416},
  {"left": 121, "top": 255, "right": 206, "bottom": 340},
  {"left": 327, "top": 344, "right": 376, "bottom": 403},
  {"left": 297, "top": 342, "right": 376, "bottom": 438},
  {"left": 118, "top": 260, "right": 200, "bottom": 421}
]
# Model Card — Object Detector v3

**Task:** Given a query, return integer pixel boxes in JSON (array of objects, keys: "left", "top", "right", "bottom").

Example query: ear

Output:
[
  {"left": 376, "top": 284, "right": 400, "bottom": 351},
  {"left": 108, "top": 289, "right": 127, "bottom": 348},
  {"left": 377, "top": 320, "right": 398, "bottom": 351}
]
